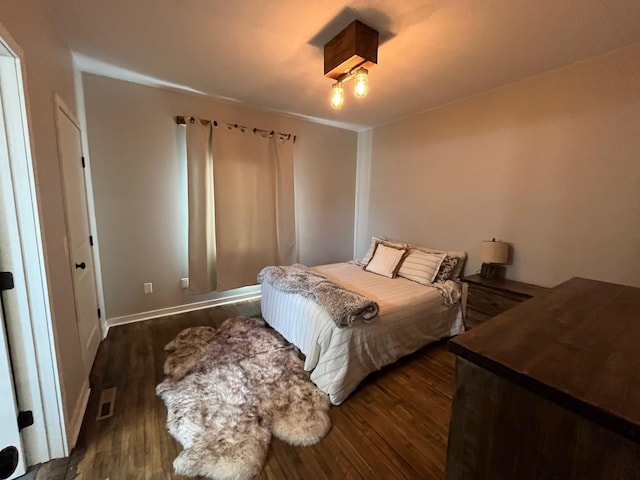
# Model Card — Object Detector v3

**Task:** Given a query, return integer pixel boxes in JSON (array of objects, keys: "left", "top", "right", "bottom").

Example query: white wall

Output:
[
  {"left": 366, "top": 42, "right": 640, "bottom": 288},
  {"left": 0, "top": 0, "right": 87, "bottom": 459},
  {"left": 82, "top": 73, "right": 357, "bottom": 319}
]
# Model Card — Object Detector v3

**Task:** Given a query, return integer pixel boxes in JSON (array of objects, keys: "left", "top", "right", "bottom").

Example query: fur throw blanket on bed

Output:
[
  {"left": 258, "top": 264, "right": 379, "bottom": 327},
  {"left": 156, "top": 317, "right": 331, "bottom": 480}
]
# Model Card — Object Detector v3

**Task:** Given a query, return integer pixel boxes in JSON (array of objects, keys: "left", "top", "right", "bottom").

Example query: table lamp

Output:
[{"left": 480, "top": 238, "right": 509, "bottom": 279}]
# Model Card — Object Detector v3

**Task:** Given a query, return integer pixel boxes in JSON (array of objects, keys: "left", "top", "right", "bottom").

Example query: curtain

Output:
[
  {"left": 185, "top": 119, "right": 217, "bottom": 293},
  {"left": 185, "top": 119, "right": 297, "bottom": 293},
  {"left": 212, "top": 128, "right": 297, "bottom": 291}
]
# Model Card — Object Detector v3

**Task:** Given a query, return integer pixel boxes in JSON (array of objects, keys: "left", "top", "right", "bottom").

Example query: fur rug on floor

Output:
[{"left": 156, "top": 316, "right": 331, "bottom": 480}]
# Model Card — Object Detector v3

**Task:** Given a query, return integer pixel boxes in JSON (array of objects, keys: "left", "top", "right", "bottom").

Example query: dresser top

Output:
[
  {"left": 463, "top": 274, "right": 550, "bottom": 297},
  {"left": 451, "top": 277, "right": 640, "bottom": 443}
]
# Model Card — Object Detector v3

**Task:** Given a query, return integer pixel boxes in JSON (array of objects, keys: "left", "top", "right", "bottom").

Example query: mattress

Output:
[{"left": 260, "top": 262, "right": 465, "bottom": 405}]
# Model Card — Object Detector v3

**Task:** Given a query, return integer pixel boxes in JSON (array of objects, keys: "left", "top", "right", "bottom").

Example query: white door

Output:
[
  {"left": 0, "top": 276, "right": 25, "bottom": 479},
  {"left": 55, "top": 100, "right": 100, "bottom": 376},
  {"left": 0, "top": 52, "right": 26, "bottom": 477}
]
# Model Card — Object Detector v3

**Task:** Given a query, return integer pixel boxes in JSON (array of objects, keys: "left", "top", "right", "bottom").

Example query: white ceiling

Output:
[{"left": 48, "top": 0, "right": 640, "bottom": 131}]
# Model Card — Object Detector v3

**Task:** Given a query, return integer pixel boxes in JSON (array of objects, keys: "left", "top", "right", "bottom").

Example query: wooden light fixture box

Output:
[{"left": 324, "top": 20, "right": 379, "bottom": 80}]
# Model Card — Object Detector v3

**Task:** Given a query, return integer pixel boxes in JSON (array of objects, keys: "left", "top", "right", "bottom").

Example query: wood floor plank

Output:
[
  {"left": 338, "top": 404, "right": 419, "bottom": 478},
  {"left": 121, "top": 323, "right": 147, "bottom": 480},
  {"left": 150, "top": 317, "right": 184, "bottom": 478},
  {"left": 52, "top": 300, "right": 455, "bottom": 479},
  {"left": 142, "top": 327, "right": 164, "bottom": 480},
  {"left": 330, "top": 405, "right": 409, "bottom": 478}
]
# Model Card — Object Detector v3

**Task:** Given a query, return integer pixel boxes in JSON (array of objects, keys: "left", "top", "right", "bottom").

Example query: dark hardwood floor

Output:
[{"left": 43, "top": 299, "right": 456, "bottom": 480}]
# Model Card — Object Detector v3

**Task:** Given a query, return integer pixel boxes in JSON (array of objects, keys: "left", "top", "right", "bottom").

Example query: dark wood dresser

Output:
[
  {"left": 463, "top": 274, "right": 549, "bottom": 328},
  {"left": 447, "top": 277, "right": 640, "bottom": 479}
]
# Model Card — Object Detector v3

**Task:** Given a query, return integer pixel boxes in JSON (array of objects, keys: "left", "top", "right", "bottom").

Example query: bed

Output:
[{"left": 259, "top": 240, "right": 467, "bottom": 405}]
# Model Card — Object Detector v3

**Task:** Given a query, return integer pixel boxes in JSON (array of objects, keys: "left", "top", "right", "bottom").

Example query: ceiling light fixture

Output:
[{"left": 324, "top": 20, "right": 378, "bottom": 110}]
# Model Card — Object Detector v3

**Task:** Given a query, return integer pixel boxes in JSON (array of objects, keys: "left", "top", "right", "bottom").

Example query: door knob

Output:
[{"left": 75, "top": 262, "right": 86, "bottom": 270}]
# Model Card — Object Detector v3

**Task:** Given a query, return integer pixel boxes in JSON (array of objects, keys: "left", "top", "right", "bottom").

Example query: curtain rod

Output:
[{"left": 176, "top": 115, "right": 296, "bottom": 143}]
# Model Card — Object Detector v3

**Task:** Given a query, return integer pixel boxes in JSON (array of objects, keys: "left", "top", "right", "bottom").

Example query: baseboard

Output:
[
  {"left": 105, "top": 287, "right": 262, "bottom": 332},
  {"left": 67, "top": 381, "right": 90, "bottom": 452}
]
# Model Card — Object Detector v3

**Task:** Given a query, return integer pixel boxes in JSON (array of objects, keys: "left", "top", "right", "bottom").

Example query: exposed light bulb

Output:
[
  {"left": 330, "top": 82, "right": 344, "bottom": 109},
  {"left": 354, "top": 68, "right": 369, "bottom": 98}
]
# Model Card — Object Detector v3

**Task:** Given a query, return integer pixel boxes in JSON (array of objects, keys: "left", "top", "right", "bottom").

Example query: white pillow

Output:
[
  {"left": 365, "top": 244, "right": 406, "bottom": 278},
  {"left": 397, "top": 250, "right": 446, "bottom": 285},
  {"left": 408, "top": 243, "right": 467, "bottom": 279}
]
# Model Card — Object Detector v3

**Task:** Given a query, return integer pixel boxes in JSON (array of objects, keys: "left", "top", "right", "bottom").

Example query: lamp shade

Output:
[{"left": 480, "top": 240, "right": 509, "bottom": 264}]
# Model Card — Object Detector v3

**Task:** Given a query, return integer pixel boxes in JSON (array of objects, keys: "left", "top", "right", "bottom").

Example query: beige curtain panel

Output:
[
  {"left": 185, "top": 119, "right": 297, "bottom": 293},
  {"left": 185, "top": 119, "right": 217, "bottom": 293},
  {"left": 213, "top": 128, "right": 297, "bottom": 291}
]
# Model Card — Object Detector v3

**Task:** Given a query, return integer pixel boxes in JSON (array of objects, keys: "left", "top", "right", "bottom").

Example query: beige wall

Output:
[
  {"left": 367, "top": 42, "right": 640, "bottom": 288},
  {"left": 82, "top": 73, "right": 357, "bottom": 319},
  {"left": 0, "top": 0, "right": 86, "bottom": 457}
]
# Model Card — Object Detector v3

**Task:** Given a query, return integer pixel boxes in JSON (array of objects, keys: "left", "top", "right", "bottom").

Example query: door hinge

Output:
[
  {"left": 81, "top": 156, "right": 86, "bottom": 168},
  {"left": 17, "top": 410, "right": 33, "bottom": 431},
  {"left": 97, "top": 308, "right": 101, "bottom": 319},
  {"left": 0, "top": 272, "right": 14, "bottom": 291},
  {"left": 89, "top": 235, "right": 94, "bottom": 246}
]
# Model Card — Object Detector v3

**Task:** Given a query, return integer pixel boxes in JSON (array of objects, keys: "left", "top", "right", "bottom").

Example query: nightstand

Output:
[{"left": 462, "top": 274, "right": 549, "bottom": 328}]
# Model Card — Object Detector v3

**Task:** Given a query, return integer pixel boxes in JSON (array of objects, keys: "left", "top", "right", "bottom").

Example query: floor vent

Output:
[{"left": 96, "top": 387, "right": 116, "bottom": 421}]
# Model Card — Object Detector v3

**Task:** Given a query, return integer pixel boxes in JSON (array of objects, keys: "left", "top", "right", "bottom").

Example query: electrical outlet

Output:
[
  {"left": 144, "top": 282, "right": 153, "bottom": 294},
  {"left": 181, "top": 277, "right": 189, "bottom": 289}
]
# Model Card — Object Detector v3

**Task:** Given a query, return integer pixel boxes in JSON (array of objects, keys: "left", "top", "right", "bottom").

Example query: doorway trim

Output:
[{"left": 0, "top": 22, "right": 66, "bottom": 463}]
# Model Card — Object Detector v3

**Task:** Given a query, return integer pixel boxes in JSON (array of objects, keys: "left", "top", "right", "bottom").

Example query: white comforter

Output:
[{"left": 260, "top": 262, "right": 465, "bottom": 405}]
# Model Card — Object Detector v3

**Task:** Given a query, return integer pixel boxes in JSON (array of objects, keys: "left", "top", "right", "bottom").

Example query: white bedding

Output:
[{"left": 260, "top": 262, "right": 465, "bottom": 405}]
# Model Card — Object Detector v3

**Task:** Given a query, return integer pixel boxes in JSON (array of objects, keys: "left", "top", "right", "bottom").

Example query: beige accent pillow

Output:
[
  {"left": 408, "top": 243, "right": 467, "bottom": 280},
  {"left": 358, "top": 236, "right": 407, "bottom": 266},
  {"left": 365, "top": 244, "right": 407, "bottom": 278},
  {"left": 397, "top": 250, "right": 446, "bottom": 285}
]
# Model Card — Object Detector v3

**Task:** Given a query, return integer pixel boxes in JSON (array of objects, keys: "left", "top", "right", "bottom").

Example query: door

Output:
[
  {"left": 0, "top": 53, "right": 26, "bottom": 477},
  {"left": 54, "top": 100, "right": 100, "bottom": 376},
  {"left": 0, "top": 274, "right": 25, "bottom": 480}
]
